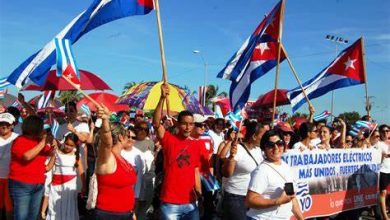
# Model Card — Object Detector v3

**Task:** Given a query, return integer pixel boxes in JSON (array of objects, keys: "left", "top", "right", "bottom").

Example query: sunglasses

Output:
[
  {"left": 311, "top": 129, "right": 318, "bottom": 133},
  {"left": 264, "top": 140, "right": 285, "bottom": 148},
  {"left": 128, "top": 135, "right": 136, "bottom": 140},
  {"left": 346, "top": 140, "right": 353, "bottom": 143},
  {"left": 135, "top": 127, "right": 148, "bottom": 131},
  {"left": 195, "top": 123, "right": 206, "bottom": 128}
]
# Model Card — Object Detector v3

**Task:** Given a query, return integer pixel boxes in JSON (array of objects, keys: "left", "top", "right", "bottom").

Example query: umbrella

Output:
[
  {"left": 253, "top": 89, "right": 290, "bottom": 108},
  {"left": 37, "top": 107, "right": 65, "bottom": 118},
  {"left": 117, "top": 81, "right": 212, "bottom": 115},
  {"left": 0, "top": 94, "right": 18, "bottom": 107},
  {"left": 28, "top": 95, "right": 63, "bottom": 108},
  {"left": 77, "top": 92, "right": 129, "bottom": 112},
  {"left": 23, "top": 69, "right": 111, "bottom": 91}
]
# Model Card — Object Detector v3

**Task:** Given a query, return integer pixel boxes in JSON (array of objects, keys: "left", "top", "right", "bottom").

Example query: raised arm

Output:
[
  {"left": 18, "top": 93, "right": 36, "bottom": 116},
  {"left": 221, "top": 141, "right": 238, "bottom": 178},
  {"left": 339, "top": 118, "right": 346, "bottom": 148},
  {"left": 96, "top": 105, "right": 113, "bottom": 169},
  {"left": 308, "top": 104, "right": 315, "bottom": 123},
  {"left": 153, "top": 83, "right": 169, "bottom": 140}
]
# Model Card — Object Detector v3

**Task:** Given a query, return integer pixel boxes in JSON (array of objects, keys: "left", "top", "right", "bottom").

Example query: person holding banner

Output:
[
  {"left": 246, "top": 130, "right": 303, "bottom": 220},
  {"left": 378, "top": 124, "right": 390, "bottom": 220},
  {"left": 293, "top": 122, "right": 318, "bottom": 151},
  {"left": 221, "top": 121, "right": 264, "bottom": 220}
]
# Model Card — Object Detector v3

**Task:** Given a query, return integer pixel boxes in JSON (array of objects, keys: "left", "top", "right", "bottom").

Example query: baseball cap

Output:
[
  {"left": 0, "top": 113, "right": 16, "bottom": 125},
  {"left": 193, "top": 114, "right": 206, "bottom": 123}
]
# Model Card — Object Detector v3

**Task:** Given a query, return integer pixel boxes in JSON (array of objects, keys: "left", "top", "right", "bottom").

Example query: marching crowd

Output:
[{"left": 0, "top": 85, "right": 389, "bottom": 220}]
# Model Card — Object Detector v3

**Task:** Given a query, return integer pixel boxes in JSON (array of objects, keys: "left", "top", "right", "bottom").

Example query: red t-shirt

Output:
[
  {"left": 197, "top": 136, "right": 213, "bottom": 175},
  {"left": 160, "top": 132, "right": 201, "bottom": 204},
  {"left": 9, "top": 136, "right": 52, "bottom": 184},
  {"left": 97, "top": 154, "right": 137, "bottom": 212}
]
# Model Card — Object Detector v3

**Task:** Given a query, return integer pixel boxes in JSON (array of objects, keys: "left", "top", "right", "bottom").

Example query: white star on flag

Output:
[
  {"left": 344, "top": 57, "right": 357, "bottom": 70},
  {"left": 256, "top": 43, "right": 270, "bottom": 55}
]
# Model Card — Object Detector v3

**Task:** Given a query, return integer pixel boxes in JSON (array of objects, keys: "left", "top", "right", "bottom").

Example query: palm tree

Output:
[
  {"left": 57, "top": 91, "right": 83, "bottom": 104},
  {"left": 122, "top": 81, "right": 138, "bottom": 95}
]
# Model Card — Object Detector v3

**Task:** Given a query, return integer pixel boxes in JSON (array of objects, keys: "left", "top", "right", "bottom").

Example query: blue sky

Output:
[{"left": 1, "top": 0, "right": 389, "bottom": 123}]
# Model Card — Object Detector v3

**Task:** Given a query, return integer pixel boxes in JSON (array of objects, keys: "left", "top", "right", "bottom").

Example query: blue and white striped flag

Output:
[
  {"left": 55, "top": 38, "right": 80, "bottom": 79},
  {"left": 51, "top": 119, "right": 60, "bottom": 139},
  {"left": 37, "top": 91, "right": 54, "bottom": 109},
  {"left": 201, "top": 173, "right": 220, "bottom": 192},
  {"left": 349, "top": 120, "right": 376, "bottom": 137},
  {"left": 7, "top": 0, "right": 154, "bottom": 88},
  {"left": 0, "top": 77, "right": 11, "bottom": 89},
  {"left": 226, "top": 109, "right": 243, "bottom": 131},
  {"left": 313, "top": 110, "right": 331, "bottom": 122},
  {"left": 11, "top": 101, "right": 19, "bottom": 107},
  {"left": 81, "top": 104, "right": 91, "bottom": 117}
]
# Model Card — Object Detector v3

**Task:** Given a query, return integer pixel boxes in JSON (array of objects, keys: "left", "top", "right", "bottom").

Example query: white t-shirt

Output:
[
  {"left": 208, "top": 130, "right": 224, "bottom": 154},
  {"left": 224, "top": 144, "right": 263, "bottom": 196},
  {"left": 379, "top": 141, "right": 390, "bottom": 173},
  {"left": 0, "top": 132, "right": 19, "bottom": 178},
  {"left": 57, "top": 121, "right": 90, "bottom": 140},
  {"left": 121, "top": 147, "right": 145, "bottom": 199},
  {"left": 247, "top": 161, "right": 294, "bottom": 220}
]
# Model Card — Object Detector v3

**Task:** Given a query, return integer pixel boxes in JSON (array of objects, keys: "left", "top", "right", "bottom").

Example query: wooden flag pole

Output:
[
  {"left": 271, "top": 0, "right": 285, "bottom": 126},
  {"left": 61, "top": 75, "right": 100, "bottom": 107},
  {"left": 360, "top": 37, "right": 370, "bottom": 118},
  {"left": 280, "top": 44, "right": 313, "bottom": 109},
  {"left": 153, "top": 0, "right": 170, "bottom": 115}
]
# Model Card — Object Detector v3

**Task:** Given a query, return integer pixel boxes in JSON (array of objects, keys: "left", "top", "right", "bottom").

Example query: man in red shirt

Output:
[{"left": 153, "top": 83, "right": 201, "bottom": 220}]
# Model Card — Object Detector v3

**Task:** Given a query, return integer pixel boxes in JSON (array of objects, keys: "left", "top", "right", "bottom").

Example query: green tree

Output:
[
  {"left": 58, "top": 91, "right": 83, "bottom": 104},
  {"left": 338, "top": 111, "right": 361, "bottom": 125}
]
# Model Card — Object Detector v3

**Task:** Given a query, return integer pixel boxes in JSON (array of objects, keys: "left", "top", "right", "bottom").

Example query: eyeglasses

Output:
[
  {"left": 346, "top": 140, "right": 353, "bottom": 143},
  {"left": 195, "top": 123, "right": 206, "bottom": 128},
  {"left": 264, "top": 140, "right": 285, "bottom": 149}
]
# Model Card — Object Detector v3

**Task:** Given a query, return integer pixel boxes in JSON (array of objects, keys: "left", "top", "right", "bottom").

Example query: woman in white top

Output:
[
  {"left": 221, "top": 121, "right": 265, "bottom": 220},
  {"left": 246, "top": 130, "right": 303, "bottom": 220}
]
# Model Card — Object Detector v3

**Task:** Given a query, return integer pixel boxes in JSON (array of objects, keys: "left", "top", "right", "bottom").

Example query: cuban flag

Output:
[
  {"left": 55, "top": 38, "right": 81, "bottom": 86},
  {"left": 0, "top": 77, "right": 11, "bottom": 89},
  {"left": 37, "top": 90, "right": 55, "bottom": 109},
  {"left": 349, "top": 120, "right": 376, "bottom": 137},
  {"left": 201, "top": 173, "right": 220, "bottom": 192},
  {"left": 287, "top": 38, "right": 366, "bottom": 112},
  {"left": 226, "top": 108, "right": 244, "bottom": 131},
  {"left": 7, "top": 0, "right": 154, "bottom": 88},
  {"left": 313, "top": 110, "right": 331, "bottom": 122},
  {"left": 217, "top": 1, "right": 285, "bottom": 111},
  {"left": 51, "top": 119, "right": 60, "bottom": 139},
  {"left": 81, "top": 104, "right": 91, "bottom": 117}
]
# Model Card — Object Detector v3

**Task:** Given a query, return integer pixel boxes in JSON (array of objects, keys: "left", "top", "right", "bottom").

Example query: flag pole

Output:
[
  {"left": 360, "top": 37, "right": 370, "bottom": 118},
  {"left": 280, "top": 44, "right": 313, "bottom": 109},
  {"left": 61, "top": 75, "right": 100, "bottom": 107},
  {"left": 153, "top": 0, "right": 170, "bottom": 115},
  {"left": 271, "top": 0, "right": 285, "bottom": 127}
]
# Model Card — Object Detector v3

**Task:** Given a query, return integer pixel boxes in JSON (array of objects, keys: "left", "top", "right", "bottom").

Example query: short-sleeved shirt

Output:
[
  {"left": 224, "top": 144, "right": 263, "bottom": 196},
  {"left": 0, "top": 132, "right": 19, "bottom": 178},
  {"left": 9, "top": 136, "right": 52, "bottom": 184},
  {"left": 160, "top": 132, "right": 201, "bottom": 204},
  {"left": 208, "top": 130, "right": 224, "bottom": 154},
  {"left": 247, "top": 161, "right": 294, "bottom": 219}
]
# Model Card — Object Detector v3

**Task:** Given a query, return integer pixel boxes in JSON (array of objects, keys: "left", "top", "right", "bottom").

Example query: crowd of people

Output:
[{"left": 0, "top": 86, "right": 389, "bottom": 220}]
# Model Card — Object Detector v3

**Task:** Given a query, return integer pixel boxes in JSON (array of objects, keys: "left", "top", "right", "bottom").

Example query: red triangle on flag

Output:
[
  {"left": 327, "top": 39, "right": 365, "bottom": 83},
  {"left": 63, "top": 65, "right": 81, "bottom": 87}
]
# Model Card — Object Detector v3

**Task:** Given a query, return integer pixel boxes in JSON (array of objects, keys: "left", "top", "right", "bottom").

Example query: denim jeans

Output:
[
  {"left": 222, "top": 191, "right": 247, "bottom": 220},
  {"left": 94, "top": 208, "right": 134, "bottom": 220},
  {"left": 8, "top": 179, "right": 44, "bottom": 220},
  {"left": 160, "top": 202, "right": 199, "bottom": 220}
]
